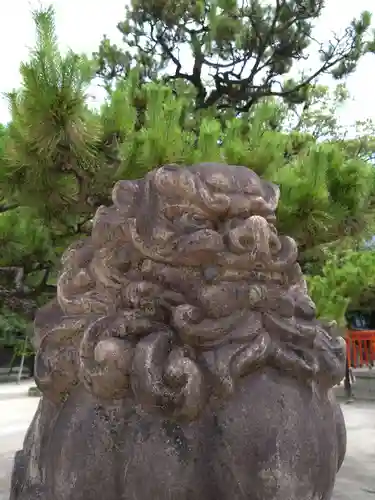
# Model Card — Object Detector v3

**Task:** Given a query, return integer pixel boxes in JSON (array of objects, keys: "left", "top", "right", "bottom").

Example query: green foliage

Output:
[
  {"left": 0, "top": 208, "right": 54, "bottom": 268},
  {"left": 102, "top": 77, "right": 375, "bottom": 262},
  {"left": 1, "top": 5, "right": 375, "bottom": 329},
  {"left": 0, "top": 6, "right": 117, "bottom": 310},
  {"left": 0, "top": 309, "right": 29, "bottom": 346},
  {"left": 3, "top": 6, "right": 106, "bottom": 221},
  {"left": 94, "top": 0, "right": 375, "bottom": 112},
  {"left": 307, "top": 250, "right": 375, "bottom": 326}
]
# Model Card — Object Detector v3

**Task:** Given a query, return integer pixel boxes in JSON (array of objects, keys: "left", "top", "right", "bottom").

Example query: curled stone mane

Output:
[{"left": 33, "top": 163, "right": 345, "bottom": 420}]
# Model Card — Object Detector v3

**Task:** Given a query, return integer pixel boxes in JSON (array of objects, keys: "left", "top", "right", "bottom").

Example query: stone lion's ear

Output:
[
  {"left": 154, "top": 165, "right": 198, "bottom": 199},
  {"left": 34, "top": 299, "right": 64, "bottom": 349},
  {"left": 153, "top": 165, "right": 182, "bottom": 190},
  {"left": 261, "top": 181, "right": 280, "bottom": 212},
  {"left": 112, "top": 180, "right": 139, "bottom": 211},
  {"left": 91, "top": 205, "right": 128, "bottom": 248}
]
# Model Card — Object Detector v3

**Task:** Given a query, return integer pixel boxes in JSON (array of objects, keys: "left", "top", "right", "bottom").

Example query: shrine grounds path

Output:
[{"left": 0, "top": 384, "right": 374, "bottom": 500}]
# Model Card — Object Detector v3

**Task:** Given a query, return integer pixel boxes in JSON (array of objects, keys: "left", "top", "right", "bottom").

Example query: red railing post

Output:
[{"left": 346, "top": 330, "right": 375, "bottom": 368}]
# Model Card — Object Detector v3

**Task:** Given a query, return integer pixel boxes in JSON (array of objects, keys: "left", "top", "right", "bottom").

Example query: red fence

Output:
[{"left": 346, "top": 330, "right": 375, "bottom": 368}]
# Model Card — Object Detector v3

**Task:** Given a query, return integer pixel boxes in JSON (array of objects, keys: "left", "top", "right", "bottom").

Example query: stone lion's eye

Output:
[
  {"left": 179, "top": 212, "right": 215, "bottom": 230},
  {"left": 192, "top": 214, "right": 205, "bottom": 222},
  {"left": 181, "top": 213, "right": 205, "bottom": 224}
]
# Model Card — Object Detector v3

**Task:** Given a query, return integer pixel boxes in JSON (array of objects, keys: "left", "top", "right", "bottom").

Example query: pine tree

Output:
[
  {"left": 101, "top": 76, "right": 375, "bottom": 264},
  {"left": 0, "top": 6, "right": 110, "bottom": 319},
  {"left": 95, "top": 0, "right": 375, "bottom": 112},
  {"left": 4, "top": 7, "right": 112, "bottom": 220},
  {"left": 307, "top": 249, "right": 375, "bottom": 325},
  {"left": 1, "top": 5, "right": 375, "bottom": 333}
]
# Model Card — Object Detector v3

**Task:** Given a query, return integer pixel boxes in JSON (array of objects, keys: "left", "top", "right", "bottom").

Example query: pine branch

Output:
[
  {"left": 0, "top": 267, "right": 25, "bottom": 292},
  {"left": 0, "top": 264, "right": 55, "bottom": 298},
  {"left": 0, "top": 204, "right": 19, "bottom": 213}
]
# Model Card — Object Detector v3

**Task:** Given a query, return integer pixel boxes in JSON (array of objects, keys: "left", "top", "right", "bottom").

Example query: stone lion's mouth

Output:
[{"left": 202, "top": 265, "right": 287, "bottom": 285}]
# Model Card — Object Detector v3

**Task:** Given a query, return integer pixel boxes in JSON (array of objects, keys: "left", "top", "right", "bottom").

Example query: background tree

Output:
[
  {"left": 1, "top": 5, "right": 375, "bottom": 346},
  {"left": 0, "top": 7, "right": 115, "bottom": 307},
  {"left": 95, "top": 0, "right": 375, "bottom": 112},
  {"left": 107, "top": 78, "right": 375, "bottom": 264},
  {"left": 0, "top": 6, "right": 114, "bottom": 344},
  {"left": 307, "top": 249, "right": 375, "bottom": 326}
]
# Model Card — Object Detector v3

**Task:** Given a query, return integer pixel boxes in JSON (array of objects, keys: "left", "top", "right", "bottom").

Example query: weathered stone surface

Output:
[{"left": 9, "top": 163, "right": 347, "bottom": 500}]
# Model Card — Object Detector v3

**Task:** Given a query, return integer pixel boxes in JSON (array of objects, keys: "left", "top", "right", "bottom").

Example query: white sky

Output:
[{"left": 0, "top": 0, "right": 374, "bottom": 130}]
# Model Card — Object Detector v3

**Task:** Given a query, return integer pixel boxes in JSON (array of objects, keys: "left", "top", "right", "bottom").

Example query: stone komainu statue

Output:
[{"left": 10, "top": 164, "right": 346, "bottom": 500}]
